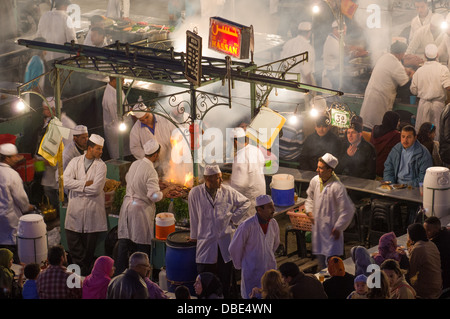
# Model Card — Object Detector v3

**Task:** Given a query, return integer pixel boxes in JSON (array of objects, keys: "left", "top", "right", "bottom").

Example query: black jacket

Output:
[
  {"left": 440, "top": 103, "right": 450, "bottom": 164},
  {"left": 335, "top": 138, "right": 377, "bottom": 179},
  {"left": 299, "top": 131, "right": 342, "bottom": 171},
  {"left": 106, "top": 269, "right": 149, "bottom": 299}
]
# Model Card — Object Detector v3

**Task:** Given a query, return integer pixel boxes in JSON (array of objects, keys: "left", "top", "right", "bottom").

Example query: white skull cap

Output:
[
  {"left": 0, "top": 143, "right": 18, "bottom": 156},
  {"left": 89, "top": 134, "right": 104, "bottom": 147},
  {"left": 298, "top": 22, "right": 312, "bottom": 31},
  {"left": 143, "top": 138, "right": 159, "bottom": 155},
  {"left": 321, "top": 153, "right": 338, "bottom": 169},
  {"left": 72, "top": 125, "right": 88, "bottom": 135},
  {"left": 425, "top": 43, "right": 438, "bottom": 59},
  {"left": 132, "top": 103, "right": 148, "bottom": 119},
  {"left": 256, "top": 194, "right": 273, "bottom": 206},
  {"left": 204, "top": 165, "right": 221, "bottom": 176}
]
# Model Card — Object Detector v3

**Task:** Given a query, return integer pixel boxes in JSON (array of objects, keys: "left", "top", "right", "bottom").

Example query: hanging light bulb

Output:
[
  {"left": 288, "top": 114, "right": 298, "bottom": 125},
  {"left": 118, "top": 121, "right": 127, "bottom": 132},
  {"left": 310, "top": 107, "right": 319, "bottom": 118},
  {"left": 312, "top": 5, "right": 320, "bottom": 14},
  {"left": 16, "top": 99, "right": 26, "bottom": 112}
]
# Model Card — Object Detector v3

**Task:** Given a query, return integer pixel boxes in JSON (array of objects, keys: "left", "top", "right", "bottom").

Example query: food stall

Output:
[{"left": 16, "top": 14, "right": 343, "bottom": 277}]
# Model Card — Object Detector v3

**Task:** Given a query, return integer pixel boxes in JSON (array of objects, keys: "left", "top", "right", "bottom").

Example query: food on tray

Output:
[
  {"left": 392, "top": 184, "right": 407, "bottom": 189},
  {"left": 380, "top": 184, "right": 393, "bottom": 190},
  {"left": 104, "top": 179, "right": 122, "bottom": 192},
  {"left": 380, "top": 181, "right": 392, "bottom": 185}
]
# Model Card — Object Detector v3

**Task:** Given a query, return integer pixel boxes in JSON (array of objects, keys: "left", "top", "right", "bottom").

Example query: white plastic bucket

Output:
[
  {"left": 423, "top": 167, "right": 450, "bottom": 219},
  {"left": 270, "top": 174, "right": 295, "bottom": 206},
  {"left": 155, "top": 213, "right": 176, "bottom": 240},
  {"left": 17, "top": 214, "right": 48, "bottom": 264}
]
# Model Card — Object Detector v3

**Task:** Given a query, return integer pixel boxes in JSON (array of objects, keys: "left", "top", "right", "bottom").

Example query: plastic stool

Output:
[{"left": 366, "top": 198, "right": 402, "bottom": 246}]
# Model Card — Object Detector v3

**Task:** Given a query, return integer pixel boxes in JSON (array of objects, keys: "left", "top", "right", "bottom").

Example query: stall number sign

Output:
[
  {"left": 185, "top": 30, "right": 202, "bottom": 87},
  {"left": 331, "top": 109, "right": 350, "bottom": 128}
]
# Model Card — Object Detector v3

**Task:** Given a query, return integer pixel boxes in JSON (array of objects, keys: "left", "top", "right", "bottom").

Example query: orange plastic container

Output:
[{"left": 155, "top": 213, "right": 175, "bottom": 240}]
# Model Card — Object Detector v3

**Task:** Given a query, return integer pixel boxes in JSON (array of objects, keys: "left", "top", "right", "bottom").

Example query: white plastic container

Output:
[
  {"left": 423, "top": 167, "right": 450, "bottom": 219},
  {"left": 17, "top": 214, "right": 48, "bottom": 264}
]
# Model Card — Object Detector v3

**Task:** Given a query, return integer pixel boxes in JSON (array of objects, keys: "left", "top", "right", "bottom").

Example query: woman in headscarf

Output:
[
  {"left": 82, "top": 256, "right": 115, "bottom": 299},
  {"left": 322, "top": 256, "right": 355, "bottom": 299},
  {"left": 372, "top": 232, "right": 409, "bottom": 270},
  {"left": 406, "top": 223, "right": 442, "bottom": 299},
  {"left": 0, "top": 248, "right": 23, "bottom": 299},
  {"left": 350, "top": 245, "right": 376, "bottom": 277},
  {"left": 417, "top": 122, "right": 442, "bottom": 166},
  {"left": 370, "top": 111, "right": 401, "bottom": 178},
  {"left": 194, "top": 272, "right": 224, "bottom": 299}
]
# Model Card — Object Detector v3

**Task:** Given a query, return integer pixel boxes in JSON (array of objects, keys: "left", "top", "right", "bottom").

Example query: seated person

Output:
[
  {"left": 383, "top": 125, "right": 433, "bottom": 187},
  {"left": 335, "top": 118, "right": 376, "bottom": 179},
  {"left": 298, "top": 115, "right": 341, "bottom": 171}
]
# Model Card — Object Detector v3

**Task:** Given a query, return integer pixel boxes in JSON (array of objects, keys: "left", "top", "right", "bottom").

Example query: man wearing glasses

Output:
[{"left": 107, "top": 252, "right": 150, "bottom": 299}]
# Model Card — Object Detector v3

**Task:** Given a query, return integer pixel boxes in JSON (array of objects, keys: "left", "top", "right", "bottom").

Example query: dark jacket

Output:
[
  {"left": 336, "top": 138, "right": 377, "bottom": 179},
  {"left": 299, "top": 131, "right": 342, "bottom": 171},
  {"left": 431, "top": 228, "right": 450, "bottom": 290},
  {"left": 440, "top": 103, "right": 450, "bottom": 164},
  {"left": 323, "top": 272, "right": 355, "bottom": 299},
  {"left": 289, "top": 271, "right": 328, "bottom": 299},
  {"left": 371, "top": 130, "right": 401, "bottom": 177},
  {"left": 383, "top": 140, "right": 433, "bottom": 187},
  {"left": 106, "top": 269, "right": 149, "bottom": 299}
]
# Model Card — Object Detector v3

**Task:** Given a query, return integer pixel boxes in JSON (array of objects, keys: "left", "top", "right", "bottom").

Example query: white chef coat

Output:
[
  {"left": 129, "top": 114, "right": 173, "bottom": 174},
  {"left": 322, "top": 33, "right": 341, "bottom": 89},
  {"left": 62, "top": 140, "right": 84, "bottom": 171},
  {"left": 438, "top": 33, "right": 450, "bottom": 69},
  {"left": 188, "top": 183, "right": 250, "bottom": 264},
  {"left": 106, "top": 0, "right": 130, "bottom": 18},
  {"left": 409, "top": 11, "right": 433, "bottom": 43},
  {"left": 410, "top": 60, "right": 450, "bottom": 140},
  {"left": 305, "top": 175, "right": 355, "bottom": 258},
  {"left": 35, "top": 9, "right": 77, "bottom": 61},
  {"left": 118, "top": 158, "right": 163, "bottom": 245},
  {"left": 102, "top": 83, "right": 132, "bottom": 159},
  {"left": 359, "top": 53, "right": 410, "bottom": 129},
  {"left": 280, "top": 35, "right": 316, "bottom": 85},
  {"left": 0, "top": 163, "right": 31, "bottom": 245},
  {"left": 230, "top": 144, "right": 266, "bottom": 220},
  {"left": 406, "top": 24, "right": 445, "bottom": 58},
  {"left": 63, "top": 155, "right": 107, "bottom": 233},
  {"left": 228, "top": 214, "right": 279, "bottom": 299}
]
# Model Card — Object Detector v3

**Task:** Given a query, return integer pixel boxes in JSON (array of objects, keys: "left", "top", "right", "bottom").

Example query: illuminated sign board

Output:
[{"left": 208, "top": 17, "right": 252, "bottom": 60}]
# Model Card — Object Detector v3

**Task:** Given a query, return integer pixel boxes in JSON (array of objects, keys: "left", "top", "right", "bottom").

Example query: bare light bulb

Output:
[
  {"left": 16, "top": 100, "right": 26, "bottom": 111},
  {"left": 288, "top": 115, "right": 298, "bottom": 125},
  {"left": 312, "top": 5, "right": 320, "bottom": 14},
  {"left": 310, "top": 107, "right": 319, "bottom": 118},
  {"left": 118, "top": 122, "right": 127, "bottom": 132}
]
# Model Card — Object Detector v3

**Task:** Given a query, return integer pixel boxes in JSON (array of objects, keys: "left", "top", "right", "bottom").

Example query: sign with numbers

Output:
[
  {"left": 185, "top": 30, "right": 202, "bottom": 86},
  {"left": 331, "top": 108, "right": 350, "bottom": 128}
]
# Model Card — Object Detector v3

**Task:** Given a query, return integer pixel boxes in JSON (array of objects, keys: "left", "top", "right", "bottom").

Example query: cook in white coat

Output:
[
  {"left": 409, "top": 0, "right": 432, "bottom": 43},
  {"left": 129, "top": 102, "right": 173, "bottom": 176},
  {"left": 305, "top": 153, "right": 355, "bottom": 270},
  {"left": 228, "top": 195, "right": 280, "bottom": 299},
  {"left": 63, "top": 134, "right": 107, "bottom": 276},
  {"left": 230, "top": 127, "right": 266, "bottom": 220},
  {"left": 406, "top": 13, "right": 446, "bottom": 59},
  {"left": 411, "top": 44, "right": 450, "bottom": 141},
  {"left": 35, "top": 0, "right": 77, "bottom": 62},
  {"left": 102, "top": 77, "right": 132, "bottom": 160},
  {"left": 62, "top": 125, "right": 88, "bottom": 171},
  {"left": 280, "top": 21, "right": 316, "bottom": 85},
  {"left": 106, "top": 0, "right": 130, "bottom": 19},
  {"left": 359, "top": 41, "right": 411, "bottom": 130},
  {"left": 188, "top": 165, "right": 250, "bottom": 298},
  {"left": 0, "top": 144, "right": 34, "bottom": 252},
  {"left": 322, "top": 21, "right": 346, "bottom": 90},
  {"left": 115, "top": 139, "right": 170, "bottom": 275}
]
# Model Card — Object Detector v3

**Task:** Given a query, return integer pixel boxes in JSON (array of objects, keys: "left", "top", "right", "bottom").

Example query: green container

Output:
[{"left": 34, "top": 160, "right": 46, "bottom": 172}]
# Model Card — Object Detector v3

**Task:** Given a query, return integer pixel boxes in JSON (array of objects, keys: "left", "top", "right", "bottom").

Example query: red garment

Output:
[
  {"left": 37, "top": 265, "right": 82, "bottom": 299},
  {"left": 259, "top": 222, "right": 269, "bottom": 234},
  {"left": 370, "top": 130, "right": 400, "bottom": 177}
]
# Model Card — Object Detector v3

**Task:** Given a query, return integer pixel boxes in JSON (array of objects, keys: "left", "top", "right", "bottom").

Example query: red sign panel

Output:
[{"left": 208, "top": 17, "right": 251, "bottom": 59}]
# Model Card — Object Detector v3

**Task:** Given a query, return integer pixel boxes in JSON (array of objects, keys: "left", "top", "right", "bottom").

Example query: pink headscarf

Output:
[
  {"left": 82, "top": 256, "right": 114, "bottom": 299},
  {"left": 372, "top": 232, "right": 402, "bottom": 265}
]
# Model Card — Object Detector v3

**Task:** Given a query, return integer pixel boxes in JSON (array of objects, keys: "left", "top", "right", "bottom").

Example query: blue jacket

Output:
[{"left": 383, "top": 141, "right": 433, "bottom": 187}]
